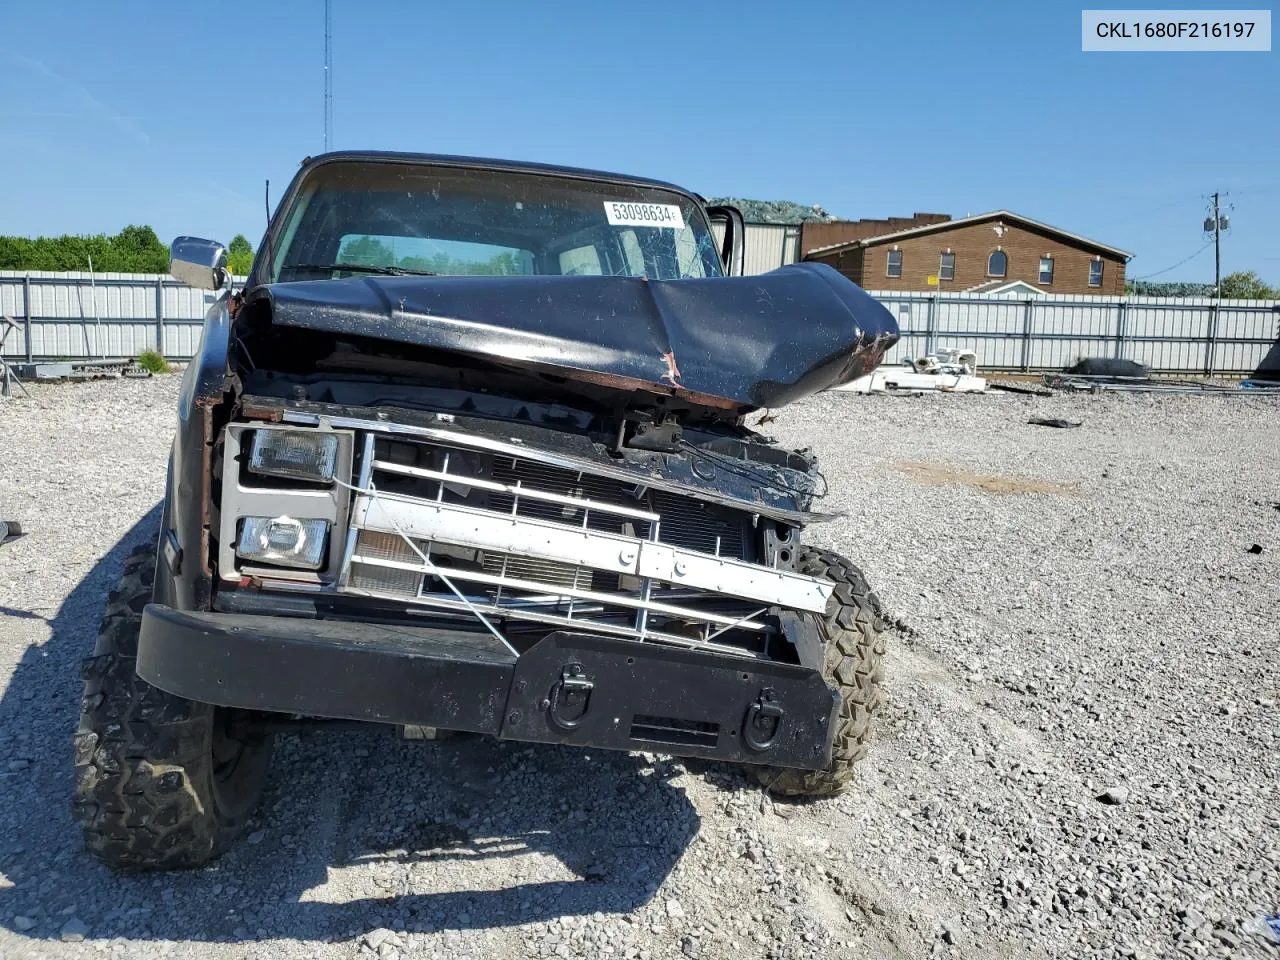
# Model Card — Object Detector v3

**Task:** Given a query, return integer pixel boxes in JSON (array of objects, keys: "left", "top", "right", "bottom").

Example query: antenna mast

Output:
[{"left": 323, "top": 0, "right": 333, "bottom": 152}]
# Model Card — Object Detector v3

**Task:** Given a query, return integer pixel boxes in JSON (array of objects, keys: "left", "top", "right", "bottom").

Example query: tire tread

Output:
[
  {"left": 754, "top": 546, "right": 886, "bottom": 797},
  {"left": 72, "top": 543, "right": 267, "bottom": 870}
]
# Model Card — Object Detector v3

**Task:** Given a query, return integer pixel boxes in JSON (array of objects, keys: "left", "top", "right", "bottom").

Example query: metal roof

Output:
[
  {"left": 299, "top": 150, "right": 696, "bottom": 195},
  {"left": 805, "top": 210, "right": 1133, "bottom": 261}
]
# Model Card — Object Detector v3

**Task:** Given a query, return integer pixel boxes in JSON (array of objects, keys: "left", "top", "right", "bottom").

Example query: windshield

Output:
[{"left": 268, "top": 160, "right": 723, "bottom": 283}]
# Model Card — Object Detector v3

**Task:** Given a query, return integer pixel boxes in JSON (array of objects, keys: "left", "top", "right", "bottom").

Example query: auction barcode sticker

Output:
[
  {"left": 604, "top": 201, "right": 685, "bottom": 229},
  {"left": 1082, "top": 10, "right": 1271, "bottom": 50}
]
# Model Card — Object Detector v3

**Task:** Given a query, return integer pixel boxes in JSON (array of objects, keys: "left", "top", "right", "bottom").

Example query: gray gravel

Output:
[{"left": 1, "top": 378, "right": 1279, "bottom": 960}]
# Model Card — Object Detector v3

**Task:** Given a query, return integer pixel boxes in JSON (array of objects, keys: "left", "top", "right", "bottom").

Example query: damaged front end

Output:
[
  {"left": 144, "top": 377, "right": 847, "bottom": 768},
  {"left": 140, "top": 153, "right": 899, "bottom": 771},
  {"left": 145, "top": 304, "right": 856, "bottom": 766},
  {"left": 214, "top": 401, "right": 829, "bottom": 658}
]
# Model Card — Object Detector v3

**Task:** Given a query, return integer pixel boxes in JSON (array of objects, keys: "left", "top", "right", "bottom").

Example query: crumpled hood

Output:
[{"left": 249, "top": 261, "right": 899, "bottom": 409}]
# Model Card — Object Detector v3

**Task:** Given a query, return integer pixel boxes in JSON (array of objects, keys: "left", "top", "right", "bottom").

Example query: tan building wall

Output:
[{"left": 809, "top": 218, "right": 1127, "bottom": 295}]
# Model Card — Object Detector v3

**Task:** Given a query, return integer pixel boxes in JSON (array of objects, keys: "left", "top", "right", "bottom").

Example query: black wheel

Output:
[
  {"left": 754, "top": 547, "right": 886, "bottom": 797},
  {"left": 72, "top": 543, "right": 273, "bottom": 870}
]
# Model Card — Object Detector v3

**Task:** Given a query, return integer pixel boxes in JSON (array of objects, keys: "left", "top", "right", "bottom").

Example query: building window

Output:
[
  {"left": 1039, "top": 257, "right": 1054, "bottom": 284},
  {"left": 1089, "top": 260, "right": 1104, "bottom": 287},
  {"left": 987, "top": 250, "right": 1008, "bottom": 277},
  {"left": 886, "top": 249, "right": 902, "bottom": 278},
  {"left": 939, "top": 252, "right": 955, "bottom": 281}
]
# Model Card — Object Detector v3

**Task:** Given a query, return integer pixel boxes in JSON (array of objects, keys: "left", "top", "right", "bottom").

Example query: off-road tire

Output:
[
  {"left": 754, "top": 547, "right": 886, "bottom": 797},
  {"left": 72, "top": 543, "right": 272, "bottom": 870}
]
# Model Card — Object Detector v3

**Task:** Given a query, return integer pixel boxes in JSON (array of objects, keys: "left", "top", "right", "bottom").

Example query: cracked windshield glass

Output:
[{"left": 271, "top": 161, "right": 723, "bottom": 282}]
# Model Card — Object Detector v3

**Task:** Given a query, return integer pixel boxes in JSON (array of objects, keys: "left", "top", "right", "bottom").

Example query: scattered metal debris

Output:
[
  {"left": 0, "top": 316, "right": 31, "bottom": 398},
  {"left": 9, "top": 359, "right": 147, "bottom": 382},
  {"left": 1028, "top": 418, "right": 1082, "bottom": 429},
  {"left": 1045, "top": 358, "right": 1246, "bottom": 394},
  {"left": 988, "top": 381, "right": 1054, "bottom": 397},
  {"left": 1062, "top": 357, "right": 1150, "bottom": 378},
  {"left": 838, "top": 347, "right": 987, "bottom": 395},
  {"left": 910, "top": 348, "right": 978, "bottom": 377},
  {"left": 1044, "top": 373, "right": 1253, "bottom": 396}
]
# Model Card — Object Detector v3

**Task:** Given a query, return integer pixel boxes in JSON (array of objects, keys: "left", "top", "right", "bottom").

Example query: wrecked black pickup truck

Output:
[{"left": 72, "top": 152, "right": 899, "bottom": 870}]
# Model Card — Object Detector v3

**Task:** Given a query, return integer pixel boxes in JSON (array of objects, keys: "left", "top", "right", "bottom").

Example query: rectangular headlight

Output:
[
  {"left": 248, "top": 430, "right": 339, "bottom": 483},
  {"left": 236, "top": 516, "right": 329, "bottom": 570}
]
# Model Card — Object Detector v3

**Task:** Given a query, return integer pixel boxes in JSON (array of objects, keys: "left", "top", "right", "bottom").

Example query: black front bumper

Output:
[{"left": 137, "top": 605, "right": 839, "bottom": 771}]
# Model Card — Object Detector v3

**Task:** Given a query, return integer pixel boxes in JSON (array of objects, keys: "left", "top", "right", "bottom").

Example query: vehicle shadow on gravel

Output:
[{"left": 0, "top": 507, "right": 698, "bottom": 946}]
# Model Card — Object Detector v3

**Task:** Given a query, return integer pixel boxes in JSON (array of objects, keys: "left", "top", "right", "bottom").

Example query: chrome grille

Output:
[
  {"left": 488, "top": 455, "right": 749, "bottom": 559},
  {"left": 488, "top": 458, "right": 640, "bottom": 533},
  {"left": 479, "top": 552, "right": 582, "bottom": 591},
  {"left": 337, "top": 433, "right": 832, "bottom": 659},
  {"left": 346, "top": 531, "right": 423, "bottom": 595},
  {"left": 650, "top": 490, "right": 746, "bottom": 559}
]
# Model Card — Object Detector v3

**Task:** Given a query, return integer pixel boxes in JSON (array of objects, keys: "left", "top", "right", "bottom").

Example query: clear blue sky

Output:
[{"left": 1, "top": 0, "right": 1276, "bottom": 282}]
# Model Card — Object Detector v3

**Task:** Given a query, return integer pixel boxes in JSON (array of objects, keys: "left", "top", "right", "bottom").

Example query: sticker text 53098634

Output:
[{"left": 603, "top": 201, "right": 685, "bottom": 229}]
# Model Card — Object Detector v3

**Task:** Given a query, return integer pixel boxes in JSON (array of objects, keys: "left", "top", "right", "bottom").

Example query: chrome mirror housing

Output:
[{"left": 170, "top": 236, "right": 229, "bottom": 290}]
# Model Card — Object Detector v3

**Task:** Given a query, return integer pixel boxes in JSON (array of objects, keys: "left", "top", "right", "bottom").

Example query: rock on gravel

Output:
[
  {"left": 1095, "top": 786, "right": 1130, "bottom": 805},
  {"left": 59, "top": 918, "right": 88, "bottom": 942},
  {"left": 1, "top": 378, "right": 1279, "bottom": 960}
]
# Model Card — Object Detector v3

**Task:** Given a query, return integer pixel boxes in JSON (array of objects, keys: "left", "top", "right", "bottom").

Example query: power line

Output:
[
  {"left": 1131, "top": 243, "right": 1212, "bottom": 281},
  {"left": 1088, "top": 194, "right": 1195, "bottom": 231},
  {"left": 1223, "top": 186, "right": 1278, "bottom": 198}
]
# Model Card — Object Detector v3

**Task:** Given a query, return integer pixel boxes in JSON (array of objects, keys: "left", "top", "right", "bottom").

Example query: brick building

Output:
[
  {"left": 802, "top": 211, "right": 1131, "bottom": 295},
  {"left": 800, "top": 213, "right": 952, "bottom": 254}
]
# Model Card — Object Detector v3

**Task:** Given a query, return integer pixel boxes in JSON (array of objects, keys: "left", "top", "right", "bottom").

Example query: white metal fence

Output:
[
  {"left": 870, "top": 290, "right": 1280, "bottom": 375},
  {"left": 0, "top": 271, "right": 226, "bottom": 363},
  {"left": 3, "top": 271, "right": 1277, "bottom": 376}
]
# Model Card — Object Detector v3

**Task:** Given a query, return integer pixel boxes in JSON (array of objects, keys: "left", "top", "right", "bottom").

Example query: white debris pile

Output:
[{"left": 837, "top": 346, "right": 987, "bottom": 394}]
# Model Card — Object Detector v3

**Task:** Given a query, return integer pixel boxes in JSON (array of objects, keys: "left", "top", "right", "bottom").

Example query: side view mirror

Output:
[
  {"left": 170, "top": 236, "right": 229, "bottom": 290},
  {"left": 706, "top": 204, "right": 746, "bottom": 277}
]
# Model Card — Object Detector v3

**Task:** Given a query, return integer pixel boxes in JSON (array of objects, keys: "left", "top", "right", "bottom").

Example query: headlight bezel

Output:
[{"left": 217, "top": 423, "right": 354, "bottom": 584}]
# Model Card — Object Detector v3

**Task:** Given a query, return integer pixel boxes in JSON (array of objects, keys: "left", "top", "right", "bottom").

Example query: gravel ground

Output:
[{"left": 1, "top": 377, "right": 1278, "bottom": 960}]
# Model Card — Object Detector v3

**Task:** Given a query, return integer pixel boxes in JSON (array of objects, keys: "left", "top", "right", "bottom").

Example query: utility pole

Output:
[
  {"left": 1203, "top": 192, "right": 1230, "bottom": 296},
  {"left": 1202, "top": 192, "right": 1232, "bottom": 377},
  {"left": 1212, "top": 191, "right": 1221, "bottom": 297},
  {"left": 323, "top": 0, "right": 333, "bottom": 152}
]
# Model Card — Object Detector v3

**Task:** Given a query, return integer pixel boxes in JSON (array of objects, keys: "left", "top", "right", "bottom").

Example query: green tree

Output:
[
  {"left": 1219, "top": 270, "right": 1278, "bottom": 299},
  {"left": 337, "top": 235, "right": 396, "bottom": 266},
  {"left": 398, "top": 250, "right": 527, "bottom": 276},
  {"left": 227, "top": 234, "right": 254, "bottom": 276},
  {"left": 110, "top": 225, "right": 169, "bottom": 272},
  {"left": 1127, "top": 280, "right": 1216, "bottom": 297},
  {"left": 0, "top": 226, "right": 168, "bottom": 272}
]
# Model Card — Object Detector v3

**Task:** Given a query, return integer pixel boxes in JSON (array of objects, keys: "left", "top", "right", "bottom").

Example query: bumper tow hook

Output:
[
  {"left": 744, "top": 688, "right": 784, "bottom": 751},
  {"left": 545, "top": 663, "right": 594, "bottom": 730}
]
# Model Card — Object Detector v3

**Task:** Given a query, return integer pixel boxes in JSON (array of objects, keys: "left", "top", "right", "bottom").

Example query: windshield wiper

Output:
[{"left": 287, "top": 263, "right": 439, "bottom": 277}]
